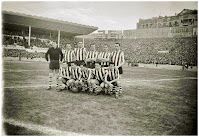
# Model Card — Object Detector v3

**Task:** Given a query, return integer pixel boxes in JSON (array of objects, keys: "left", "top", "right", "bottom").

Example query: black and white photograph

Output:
[{"left": 1, "top": 1, "right": 198, "bottom": 135}]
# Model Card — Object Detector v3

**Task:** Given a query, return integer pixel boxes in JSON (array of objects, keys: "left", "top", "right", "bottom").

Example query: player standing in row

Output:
[
  {"left": 86, "top": 44, "right": 98, "bottom": 68},
  {"left": 74, "top": 41, "right": 87, "bottom": 66},
  {"left": 86, "top": 44, "right": 98, "bottom": 60},
  {"left": 59, "top": 43, "right": 75, "bottom": 91},
  {"left": 63, "top": 43, "right": 76, "bottom": 64},
  {"left": 98, "top": 44, "right": 111, "bottom": 67},
  {"left": 111, "top": 43, "right": 125, "bottom": 74},
  {"left": 45, "top": 41, "right": 63, "bottom": 90}
]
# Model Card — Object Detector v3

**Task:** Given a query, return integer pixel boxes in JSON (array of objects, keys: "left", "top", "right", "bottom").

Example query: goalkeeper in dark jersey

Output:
[{"left": 45, "top": 41, "right": 63, "bottom": 91}]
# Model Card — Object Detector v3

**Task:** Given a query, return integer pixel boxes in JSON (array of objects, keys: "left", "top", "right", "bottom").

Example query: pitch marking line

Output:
[
  {"left": 4, "top": 84, "right": 47, "bottom": 89},
  {"left": 121, "top": 77, "right": 197, "bottom": 83},
  {"left": 3, "top": 118, "right": 87, "bottom": 136},
  {"left": 4, "top": 77, "right": 197, "bottom": 89},
  {"left": 129, "top": 73, "right": 182, "bottom": 77},
  {"left": 4, "top": 60, "right": 46, "bottom": 64},
  {"left": 4, "top": 70, "right": 182, "bottom": 78},
  {"left": 3, "top": 69, "right": 48, "bottom": 72}
]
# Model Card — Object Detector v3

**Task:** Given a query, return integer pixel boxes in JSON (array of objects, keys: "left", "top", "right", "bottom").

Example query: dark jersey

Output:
[{"left": 45, "top": 47, "right": 63, "bottom": 61}]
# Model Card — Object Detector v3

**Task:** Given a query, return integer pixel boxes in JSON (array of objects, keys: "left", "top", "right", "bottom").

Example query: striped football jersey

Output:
[
  {"left": 86, "top": 51, "right": 98, "bottom": 60},
  {"left": 63, "top": 50, "right": 75, "bottom": 63},
  {"left": 81, "top": 68, "right": 92, "bottom": 80},
  {"left": 74, "top": 48, "right": 87, "bottom": 61},
  {"left": 111, "top": 50, "right": 124, "bottom": 67},
  {"left": 60, "top": 66, "right": 72, "bottom": 78},
  {"left": 70, "top": 66, "right": 82, "bottom": 80},
  {"left": 106, "top": 67, "right": 119, "bottom": 81},
  {"left": 94, "top": 68, "right": 106, "bottom": 81},
  {"left": 98, "top": 52, "right": 111, "bottom": 66}
]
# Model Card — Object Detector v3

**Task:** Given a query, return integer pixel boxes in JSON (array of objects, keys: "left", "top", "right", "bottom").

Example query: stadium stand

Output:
[
  {"left": 2, "top": 10, "right": 98, "bottom": 60},
  {"left": 3, "top": 10, "right": 197, "bottom": 67},
  {"left": 3, "top": 27, "right": 197, "bottom": 66},
  {"left": 76, "top": 37, "right": 197, "bottom": 66}
]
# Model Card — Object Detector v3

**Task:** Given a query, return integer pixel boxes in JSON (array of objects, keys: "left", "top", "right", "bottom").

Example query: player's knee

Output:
[
  {"left": 90, "top": 79, "right": 95, "bottom": 85},
  {"left": 68, "top": 79, "right": 74, "bottom": 84},
  {"left": 61, "top": 78, "right": 67, "bottom": 84},
  {"left": 116, "top": 81, "right": 121, "bottom": 86},
  {"left": 109, "top": 83, "right": 114, "bottom": 88},
  {"left": 100, "top": 82, "right": 105, "bottom": 88},
  {"left": 59, "top": 77, "right": 63, "bottom": 80}
]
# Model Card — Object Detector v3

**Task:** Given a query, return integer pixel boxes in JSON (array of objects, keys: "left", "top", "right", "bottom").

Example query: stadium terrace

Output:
[{"left": 2, "top": 10, "right": 98, "bottom": 48}]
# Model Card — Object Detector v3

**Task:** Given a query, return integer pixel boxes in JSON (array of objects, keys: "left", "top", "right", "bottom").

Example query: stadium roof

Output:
[{"left": 2, "top": 10, "right": 98, "bottom": 36}]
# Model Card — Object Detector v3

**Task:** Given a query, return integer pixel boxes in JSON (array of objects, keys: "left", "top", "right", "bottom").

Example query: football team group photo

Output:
[{"left": 2, "top": 1, "right": 198, "bottom": 135}]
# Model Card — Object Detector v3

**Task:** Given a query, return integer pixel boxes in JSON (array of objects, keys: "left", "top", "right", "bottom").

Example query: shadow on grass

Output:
[{"left": 3, "top": 122, "right": 45, "bottom": 135}]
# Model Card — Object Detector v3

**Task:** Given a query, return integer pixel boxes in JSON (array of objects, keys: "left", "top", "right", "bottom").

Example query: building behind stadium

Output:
[{"left": 80, "top": 9, "right": 197, "bottom": 39}]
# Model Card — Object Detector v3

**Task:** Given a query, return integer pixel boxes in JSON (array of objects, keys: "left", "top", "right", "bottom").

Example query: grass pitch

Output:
[{"left": 3, "top": 60, "right": 197, "bottom": 135}]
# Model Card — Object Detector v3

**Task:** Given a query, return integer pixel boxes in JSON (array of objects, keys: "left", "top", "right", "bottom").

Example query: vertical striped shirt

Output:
[
  {"left": 74, "top": 48, "right": 87, "bottom": 61},
  {"left": 98, "top": 52, "right": 111, "bottom": 66},
  {"left": 111, "top": 50, "right": 125, "bottom": 67},
  {"left": 86, "top": 51, "right": 98, "bottom": 60},
  {"left": 81, "top": 68, "right": 92, "bottom": 80},
  {"left": 106, "top": 67, "right": 119, "bottom": 81},
  {"left": 63, "top": 50, "right": 75, "bottom": 63},
  {"left": 94, "top": 68, "right": 106, "bottom": 81},
  {"left": 70, "top": 66, "right": 82, "bottom": 80},
  {"left": 59, "top": 66, "right": 71, "bottom": 78}
]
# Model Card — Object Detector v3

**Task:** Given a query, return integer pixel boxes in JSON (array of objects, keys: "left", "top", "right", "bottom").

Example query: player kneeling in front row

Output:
[
  {"left": 68, "top": 61, "right": 82, "bottom": 93},
  {"left": 104, "top": 62, "right": 122, "bottom": 98},
  {"left": 79, "top": 62, "right": 93, "bottom": 92},
  {"left": 87, "top": 61, "right": 106, "bottom": 95},
  {"left": 59, "top": 62, "right": 73, "bottom": 91}
]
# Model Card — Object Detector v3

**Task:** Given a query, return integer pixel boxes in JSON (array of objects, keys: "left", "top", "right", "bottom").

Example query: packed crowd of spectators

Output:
[
  {"left": 3, "top": 35, "right": 28, "bottom": 48},
  {"left": 3, "top": 30, "right": 74, "bottom": 49},
  {"left": 3, "top": 29, "right": 197, "bottom": 66},
  {"left": 3, "top": 48, "right": 45, "bottom": 59},
  {"left": 3, "top": 33, "right": 53, "bottom": 49},
  {"left": 76, "top": 37, "right": 197, "bottom": 66}
]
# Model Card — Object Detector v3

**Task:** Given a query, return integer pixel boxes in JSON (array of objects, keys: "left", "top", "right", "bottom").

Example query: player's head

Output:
[
  {"left": 48, "top": 41, "right": 53, "bottom": 47},
  {"left": 51, "top": 41, "right": 57, "bottom": 48},
  {"left": 66, "top": 43, "right": 71, "bottom": 50},
  {"left": 78, "top": 41, "right": 83, "bottom": 48},
  {"left": 90, "top": 44, "right": 96, "bottom": 51},
  {"left": 115, "top": 43, "right": 120, "bottom": 51},
  {"left": 95, "top": 61, "right": 101, "bottom": 70},
  {"left": 104, "top": 44, "right": 108, "bottom": 52}
]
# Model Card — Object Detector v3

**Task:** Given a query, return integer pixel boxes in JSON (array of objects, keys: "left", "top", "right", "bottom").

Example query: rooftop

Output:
[{"left": 2, "top": 10, "right": 98, "bottom": 36}]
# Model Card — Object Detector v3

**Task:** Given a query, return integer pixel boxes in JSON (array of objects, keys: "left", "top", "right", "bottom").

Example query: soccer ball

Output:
[
  {"left": 71, "top": 87, "right": 79, "bottom": 93},
  {"left": 94, "top": 86, "right": 102, "bottom": 95}
]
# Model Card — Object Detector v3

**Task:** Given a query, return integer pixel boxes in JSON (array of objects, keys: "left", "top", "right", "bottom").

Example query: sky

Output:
[{"left": 2, "top": 1, "right": 198, "bottom": 31}]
